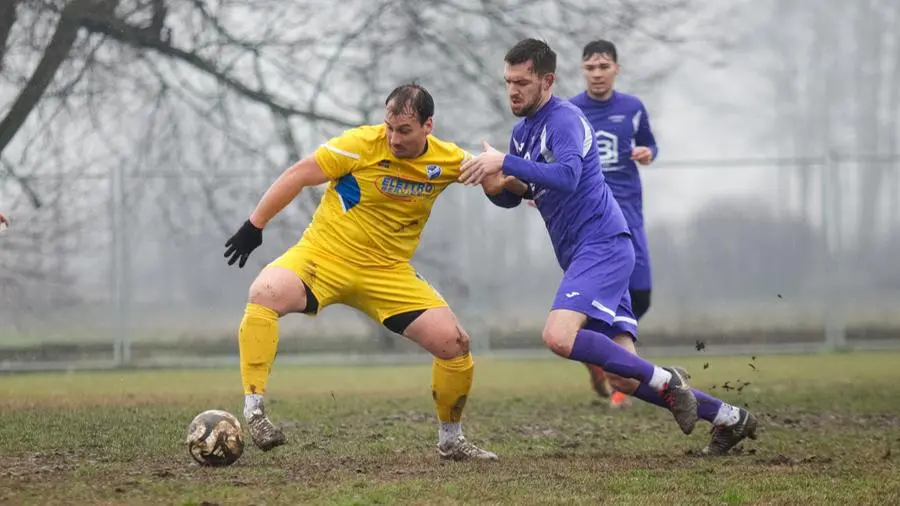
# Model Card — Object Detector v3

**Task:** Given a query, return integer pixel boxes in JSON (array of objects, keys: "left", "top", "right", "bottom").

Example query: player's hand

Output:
[
  {"left": 0, "top": 213, "right": 8, "bottom": 227},
  {"left": 481, "top": 171, "right": 515, "bottom": 195},
  {"left": 631, "top": 147, "right": 654, "bottom": 165},
  {"left": 459, "top": 141, "right": 505, "bottom": 185},
  {"left": 224, "top": 219, "right": 263, "bottom": 268},
  {"left": 526, "top": 200, "right": 537, "bottom": 208}
]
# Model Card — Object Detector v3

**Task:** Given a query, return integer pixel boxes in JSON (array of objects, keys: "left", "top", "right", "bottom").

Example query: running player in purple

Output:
[
  {"left": 570, "top": 39, "right": 658, "bottom": 407},
  {"left": 459, "top": 38, "right": 758, "bottom": 454},
  {"left": 572, "top": 39, "right": 655, "bottom": 321}
]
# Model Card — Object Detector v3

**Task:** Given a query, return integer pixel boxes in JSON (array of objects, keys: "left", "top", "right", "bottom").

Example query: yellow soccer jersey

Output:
[{"left": 300, "top": 124, "right": 469, "bottom": 267}]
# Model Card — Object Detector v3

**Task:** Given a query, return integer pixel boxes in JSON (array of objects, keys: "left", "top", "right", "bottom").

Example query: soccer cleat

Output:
[
  {"left": 245, "top": 402, "right": 286, "bottom": 452},
  {"left": 659, "top": 366, "right": 698, "bottom": 435},
  {"left": 437, "top": 436, "right": 499, "bottom": 461},
  {"left": 609, "top": 390, "right": 631, "bottom": 408},
  {"left": 586, "top": 364, "right": 613, "bottom": 398},
  {"left": 671, "top": 366, "right": 690, "bottom": 380},
  {"left": 702, "top": 408, "right": 759, "bottom": 456}
]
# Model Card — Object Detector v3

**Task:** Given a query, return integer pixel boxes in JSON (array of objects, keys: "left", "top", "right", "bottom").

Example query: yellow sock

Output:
[
  {"left": 431, "top": 353, "right": 475, "bottom": 423},
  {"left": 239, "top": 303, "right": 279, "bottom": 395}
]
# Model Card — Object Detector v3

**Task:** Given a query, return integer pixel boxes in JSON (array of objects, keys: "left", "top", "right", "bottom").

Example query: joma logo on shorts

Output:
[{"left": 376, "top": 176, "right": 434, "bottom": 200}]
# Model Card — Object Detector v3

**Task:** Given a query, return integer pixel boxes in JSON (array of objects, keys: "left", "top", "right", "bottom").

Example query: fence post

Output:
[
  {"left": 110, "top": 169, "right": 121, "bottom": 366},
  {"left": 110, "top": 162, "right": 130, "bottom": 366},
  {"left": 823, "top": 151, "right": 847, "bottom": 351}
]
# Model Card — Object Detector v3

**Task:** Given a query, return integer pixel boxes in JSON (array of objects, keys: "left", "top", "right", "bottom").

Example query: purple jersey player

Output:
[
  {"left": 569, "top": 40, "right": 658, "bottom": 407},
  {"left": 570, "top": 39, "right": 656, "bottom": 320},
  {"left": 459, "top": 38, "right": 758, "bottom": 455}
]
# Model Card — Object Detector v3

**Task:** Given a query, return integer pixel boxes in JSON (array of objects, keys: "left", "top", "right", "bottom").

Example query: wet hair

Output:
[
  {"left": 384, "top": 83, "right": 434, "bottom": 125},
  {"left": 504, "top": 38, "right": 557, "bottom": 75}
]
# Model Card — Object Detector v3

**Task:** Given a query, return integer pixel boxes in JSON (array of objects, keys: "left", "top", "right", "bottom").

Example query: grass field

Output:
[{"left": 1, "top": 351, "right": 899, "bottom": 505}]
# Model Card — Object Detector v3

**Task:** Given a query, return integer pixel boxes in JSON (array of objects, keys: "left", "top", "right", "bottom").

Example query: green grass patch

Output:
[{"left": 1, "top": 351, "right": 899, "bottom": 505}]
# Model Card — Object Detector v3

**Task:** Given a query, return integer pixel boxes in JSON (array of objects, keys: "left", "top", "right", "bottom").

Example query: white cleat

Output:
[
  {"left": 245, "top": 402, "right": 286, "bottom": 452},
  {"left": 437, "top": 436, "right": 498, "bottom": 461}
]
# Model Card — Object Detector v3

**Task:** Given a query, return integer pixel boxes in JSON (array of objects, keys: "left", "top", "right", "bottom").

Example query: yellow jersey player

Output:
[{"left": 223, "top": 84, "right": 498, "bottom": 461}]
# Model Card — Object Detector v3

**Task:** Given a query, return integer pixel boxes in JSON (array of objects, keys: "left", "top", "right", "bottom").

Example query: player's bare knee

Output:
[
  {"left": 247, "top": 269, "right": 306, "bottom": 315},
  {"left": 542, "top": 325, "right": 576, "bottom": 357},
  {"left": 455, "top": 325, "right": 471, "bottom": 355},
  {"left": 247, "top": 277, "right": 276, "bottom": 307},
  {"left": 430, "top": 326, "right": 469, "bottom": 360}
]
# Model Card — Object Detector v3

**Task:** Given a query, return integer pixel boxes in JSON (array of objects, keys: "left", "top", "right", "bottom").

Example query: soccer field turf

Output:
[{"left": 1, "top": 351, "right": 899, "bottom": 505}]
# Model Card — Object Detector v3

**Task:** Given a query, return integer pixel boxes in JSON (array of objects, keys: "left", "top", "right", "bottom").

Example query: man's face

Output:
[
  {"left": 582, "top": 52, "right": 619, "bottom": 99},
  {"left": 504, "top": 60, "right": 553, "bottom": 117},
  {"left": 384, "top": 106, "right": 432, "bottom": 159}
]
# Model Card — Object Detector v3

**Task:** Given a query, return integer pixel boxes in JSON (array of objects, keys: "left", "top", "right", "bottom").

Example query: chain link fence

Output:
[{"left": 1, "top": 155, "right": 898, "bottom": 370}]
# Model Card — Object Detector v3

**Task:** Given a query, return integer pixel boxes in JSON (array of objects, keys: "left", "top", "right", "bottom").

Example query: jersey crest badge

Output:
[{"left": 426, "top": 164, "right": 442, "bottom": 179}]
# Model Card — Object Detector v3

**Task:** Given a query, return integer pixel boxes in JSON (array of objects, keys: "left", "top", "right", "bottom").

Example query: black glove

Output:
[{"left": 224, "top": 220, "right": 263, "bottom": 268}]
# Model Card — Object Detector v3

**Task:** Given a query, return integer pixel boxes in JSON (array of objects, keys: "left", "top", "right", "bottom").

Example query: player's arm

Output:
[
  {"left": 249, "top": 156, "right": 330, "bottom": 228},
  {"left": 504, "top": 178, "right": 530, "bottom": 196},
  {"left": 250, "top": 132, "right": 362, "bottom": 228},
  {"left": 501, "top": 113, "right": 587, "bottom": 193},
  {"left": 632, "top": 104, "right": 658, "bottom": 164},
  {"left": 484, "top": 177, "right": 527, "bottom": 208},
  {"left": 483, "top": 138, "right": 529, "bottom": 208},
  {"left": 225, "top": 155, "right": 332, "bottom": 268},
  {"left": 224, "top": 130, "right": 362, "bottom": 267}
]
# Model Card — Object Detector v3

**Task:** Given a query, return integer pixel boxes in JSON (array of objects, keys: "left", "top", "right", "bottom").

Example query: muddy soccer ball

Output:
[{"left": 185, "top": 409, "right": 245, "bottom": 466}]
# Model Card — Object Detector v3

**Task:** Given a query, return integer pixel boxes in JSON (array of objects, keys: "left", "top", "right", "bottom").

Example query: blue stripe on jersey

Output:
[{"left": 335, "top": 174, "right": 361, "bottom": 211}]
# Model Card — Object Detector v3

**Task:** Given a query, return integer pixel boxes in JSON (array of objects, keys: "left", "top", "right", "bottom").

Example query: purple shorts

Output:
[
  {"left": 629, "top": 225, "right": 652, "bottom": 291},
  {"left": 552, "top": 233, "right": 639, "bottom": 340}
]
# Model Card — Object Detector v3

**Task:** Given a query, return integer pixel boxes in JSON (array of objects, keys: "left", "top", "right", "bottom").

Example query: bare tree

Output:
[
  {"left": 1, "top": 0, "right": 729, "bottom": 352},
  {"left": 753, "top": 0, "right": 900, "bottom": 248}
]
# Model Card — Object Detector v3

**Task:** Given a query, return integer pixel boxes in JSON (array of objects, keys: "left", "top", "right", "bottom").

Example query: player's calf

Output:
[
  {"left": 585, "top": 363, "right": 613, "bottom": 398},
  {"left": 238, "top": 266, "right": 311, "bottom": 453},
  {"left": 401, "top": 307, "right": 498, "bottom": 461},
  {"left": 546, "top": 310, "right": 698, "bottom": 434}
]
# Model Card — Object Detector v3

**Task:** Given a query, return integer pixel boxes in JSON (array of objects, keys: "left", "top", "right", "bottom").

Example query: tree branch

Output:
[
  {"left": 1, "top": 158, "right": 42, "bottom": 209},
  {"left": 0, "top": 0, "right": 92, "bottom": 160},
  {"left": 79, "top": 12, "right": 361, "bottom": 128},
  {"left": 0, "top": 0, "right": 21, "bottom": 71}
]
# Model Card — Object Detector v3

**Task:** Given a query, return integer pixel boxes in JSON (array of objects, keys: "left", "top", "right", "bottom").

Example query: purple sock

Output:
[
  {"left": 633, "top": 384, "right": 724, "bottom": 423},
  {"left": 569, "top": 329, "right": 655, "bottom": 382},
  {"left": 693, "top": 389, "right": 724, "bottom": 423},
  {"left": 632, "top": 383, "right": 668, "bottom": 408}
]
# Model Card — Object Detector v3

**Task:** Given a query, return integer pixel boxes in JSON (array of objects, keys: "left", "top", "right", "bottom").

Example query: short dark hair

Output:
[
  {"left": 582, "top": 39, "right": 618, "bottom": 62},
  {"left": 504, "top": 38, "right": 556, "bottom": 76},
  {"left": 385, "top": 83, "right": 434, "bottom": 125}
]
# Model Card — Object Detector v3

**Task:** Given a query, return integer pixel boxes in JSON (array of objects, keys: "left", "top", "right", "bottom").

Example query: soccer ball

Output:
[{"left": 185, "top": 409, "right": 245, "bottom": 466}]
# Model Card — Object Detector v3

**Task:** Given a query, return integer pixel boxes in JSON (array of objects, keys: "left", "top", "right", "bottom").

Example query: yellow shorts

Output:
[{"left": 268, "top": 243, "right": 447, "bottom": 323}]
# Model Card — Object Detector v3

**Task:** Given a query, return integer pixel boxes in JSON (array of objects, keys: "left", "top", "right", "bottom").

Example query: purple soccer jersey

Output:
[
  {"left": 486, "top": 96, "right": 637, "bottom": 336},
  {"left": 486, "top": 92, "right": 746, "bottom": 436},
  {"left": 569, "top": 91, "right": 658, "bottom": 228},
  {"left": 570, "top": 91, "right": 658, "bottom": 291}
]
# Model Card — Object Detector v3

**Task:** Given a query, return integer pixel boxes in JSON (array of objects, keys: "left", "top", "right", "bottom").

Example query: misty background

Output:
[{"left": 1, "top": 0, "right": 898, "bottom": 369}]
